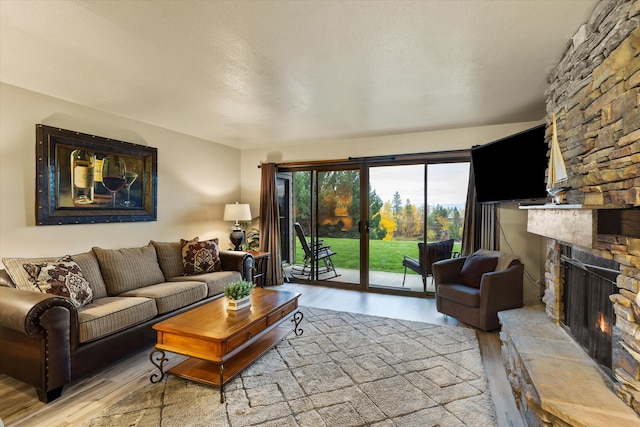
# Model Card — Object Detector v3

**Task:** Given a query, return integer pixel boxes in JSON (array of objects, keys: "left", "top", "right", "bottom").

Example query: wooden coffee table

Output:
[{"left": 149, "top": 288, "right": 302, "bottom": 402}]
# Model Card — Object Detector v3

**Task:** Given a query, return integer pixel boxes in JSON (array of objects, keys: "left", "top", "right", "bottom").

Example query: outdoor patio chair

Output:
[
  {"left": 292, "top": 222, "right": 339, "bottom": 279},
  {"left": 402, "top": 239, "right": 455, "bottom": 289}
]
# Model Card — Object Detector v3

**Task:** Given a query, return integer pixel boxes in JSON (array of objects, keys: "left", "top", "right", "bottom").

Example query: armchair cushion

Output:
[
  {"left": 457, "top": 255, "right": 498, "bottom": 288},
  {"left": 474, "top": 249, "right": 520, "bottom": 271},
  {"left": 437, "top": 283, "right": 480, "bottom": 307}
]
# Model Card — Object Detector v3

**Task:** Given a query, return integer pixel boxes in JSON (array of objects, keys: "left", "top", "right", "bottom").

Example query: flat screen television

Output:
[{"left": 471, "top": 124, "right": 548, "bottom": 204}]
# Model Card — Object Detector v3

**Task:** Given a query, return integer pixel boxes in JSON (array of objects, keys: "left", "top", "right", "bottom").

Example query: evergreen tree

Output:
[
  {"left": 392, "top": 191, "right": 402, "bottom": 219},
  {"left": 450, "top": 207, "right": 462, "bottom": 240},
  {"left": 369, "top": 189, "right": 383, "bottom": 239},
  {"left": 294, "top": 171, "right": 311, "bottom": 230}
]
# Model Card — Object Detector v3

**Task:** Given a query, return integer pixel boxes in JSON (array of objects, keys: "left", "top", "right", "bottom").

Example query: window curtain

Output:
[
  {"left": 259, "top": 163, "right": 283, "bottom": 286},
  {"left": 461, "top": 164, "right": 498, "bottom": 255}
]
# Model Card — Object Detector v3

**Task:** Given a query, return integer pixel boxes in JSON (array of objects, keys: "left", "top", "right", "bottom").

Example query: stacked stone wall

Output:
[
  {"left": 541, "top": 238, "right": 563, "bottom": 322},
  {"left": 543, "top": 0, "right": 640, "bottom": 414},
  {"left": 545, "top": 0, "right": 639, "bottom": 207}
]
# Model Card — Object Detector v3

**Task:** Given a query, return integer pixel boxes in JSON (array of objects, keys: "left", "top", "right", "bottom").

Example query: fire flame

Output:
[{"left": 596, "top": 313, "right": 611, "bottom": 335}]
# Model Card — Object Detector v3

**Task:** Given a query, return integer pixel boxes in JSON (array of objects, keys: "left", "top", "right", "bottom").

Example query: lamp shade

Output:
[{"left": 223, "top": 203, "right": 252, "bottom": 222}]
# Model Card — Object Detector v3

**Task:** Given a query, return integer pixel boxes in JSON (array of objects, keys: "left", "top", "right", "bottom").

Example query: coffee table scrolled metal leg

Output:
[
  {"left": 292, "top": 311, "right": 304, "bottom": 336},
  {"left": 149, "top": 349, "right": 168, "bottom": 383}
]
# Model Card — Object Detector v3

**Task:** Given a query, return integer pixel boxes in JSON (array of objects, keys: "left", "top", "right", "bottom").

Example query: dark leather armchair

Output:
[{"left": 433, "top": 249, "right": 524, "bottom": 331}]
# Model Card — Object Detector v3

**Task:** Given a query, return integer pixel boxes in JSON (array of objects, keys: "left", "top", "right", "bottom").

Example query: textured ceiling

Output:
[{"left": 0, "top": 0, "right": 599, "bottom": 149}]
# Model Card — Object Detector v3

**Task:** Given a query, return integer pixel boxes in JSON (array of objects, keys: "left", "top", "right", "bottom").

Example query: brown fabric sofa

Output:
[
  {"left": 0, "top": 240, "right": 254, "bottom": 403},
  {"left": 433, "top": 249, "right": 524, "bottom": 331}
]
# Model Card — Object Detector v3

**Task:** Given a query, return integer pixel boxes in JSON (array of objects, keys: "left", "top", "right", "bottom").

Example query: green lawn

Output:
[{"left": 295, "top": 238, "right": 462, "bottom": 274}]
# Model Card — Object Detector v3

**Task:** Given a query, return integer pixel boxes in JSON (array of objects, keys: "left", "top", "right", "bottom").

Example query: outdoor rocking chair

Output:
[
  {"left": 402, "top": 239, "right": 455, "bottom": 290},
  {"left": 292, "top": 222, "right": 339, "bottom": 279}
]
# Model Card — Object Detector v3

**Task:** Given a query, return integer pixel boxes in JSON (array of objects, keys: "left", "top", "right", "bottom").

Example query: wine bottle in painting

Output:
[
  {"left": 92, "top": 153, "right": 111, "bottom": 205},
  {"left": 70, "top": 149, "right": 95, "bottom": 205}
]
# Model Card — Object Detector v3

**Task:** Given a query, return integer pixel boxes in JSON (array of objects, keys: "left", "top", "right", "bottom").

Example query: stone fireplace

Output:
[{"left": 499, "top": 0, "right": 640, "bottom": 425}]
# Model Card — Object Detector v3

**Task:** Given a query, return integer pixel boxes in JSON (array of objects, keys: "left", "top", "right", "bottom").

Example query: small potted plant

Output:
[{"left": 224, "top": 280, "right": 254, "bottom": 311}]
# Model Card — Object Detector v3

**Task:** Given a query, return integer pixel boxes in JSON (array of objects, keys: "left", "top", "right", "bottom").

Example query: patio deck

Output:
[{"left": 284, "top": 265, "right": 434, "bottom": 294}]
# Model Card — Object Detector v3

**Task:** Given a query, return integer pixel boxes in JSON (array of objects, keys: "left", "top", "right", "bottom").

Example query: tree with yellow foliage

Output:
[{"left": 378, "top": 201, "right": 397, "bottom": 241}]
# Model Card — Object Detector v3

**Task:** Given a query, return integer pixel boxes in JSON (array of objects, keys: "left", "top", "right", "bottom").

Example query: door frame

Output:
[{"left": 277, "top": 150, "right": 470, "bottom": 297}]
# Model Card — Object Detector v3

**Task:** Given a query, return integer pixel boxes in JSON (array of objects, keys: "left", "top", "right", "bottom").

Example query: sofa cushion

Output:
[
  {"left": 437, "top": 283, "right": 481, "bottom": 307},
  {"left": 71, "top": 251, "right": 108, "bottom": 299},
  {"left": 181, "top": 238, "right": 221, "bottom": 275},
  {"left": 119, "top": 281, "right": 207, "bottom": 314},
  {"left": 151, "top": 240, "right": 187, "bottom": 280},
  {"left": 3, "top": 256, "right": 58, "bottom": 290},
  {"left": 171, "top": 270, "right": 242, "bottom": 297},
  {"left": 93, "top": 244, "right": 165, "bottom": 296},
  {"left": 457, "top": 255, "right": 498, "bottom": 288},
  {"left": 22, "top": 255, "right": 94, "bottom": 307},
  {"left": 3, "top": 253, "right": 109, "bottom": 299},
  {"left": 77, "top": 296, "right": 158, "bottom": 343}
]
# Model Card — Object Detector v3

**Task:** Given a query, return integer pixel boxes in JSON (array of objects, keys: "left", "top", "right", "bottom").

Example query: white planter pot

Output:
[{"left": 227, "top": 295, "right": 251, "bottom": 311}]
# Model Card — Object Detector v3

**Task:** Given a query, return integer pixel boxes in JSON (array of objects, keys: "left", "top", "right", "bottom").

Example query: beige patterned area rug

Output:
[{"left": 83, "top": 307, "right": 496, "bottom": 427}]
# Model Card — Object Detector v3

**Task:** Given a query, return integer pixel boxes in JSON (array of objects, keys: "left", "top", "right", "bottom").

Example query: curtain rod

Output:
[
  {"left": 257, "top": 149, "right": 469, "bottom": 168},
  {"left": 258, "top": 158, "right": 351, "bottom": 168}
]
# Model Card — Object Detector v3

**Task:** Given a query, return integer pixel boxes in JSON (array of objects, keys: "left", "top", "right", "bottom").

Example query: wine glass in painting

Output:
[
  {"left": 101, "top": 156, "right": 126, "bottom": 207},
  {"left": 120, "top": 165, "right": 138, "bottom": 207}
]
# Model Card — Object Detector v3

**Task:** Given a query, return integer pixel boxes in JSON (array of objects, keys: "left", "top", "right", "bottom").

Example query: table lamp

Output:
[{"left": 223, "top": 202, "right": 252, "bottom": 250}]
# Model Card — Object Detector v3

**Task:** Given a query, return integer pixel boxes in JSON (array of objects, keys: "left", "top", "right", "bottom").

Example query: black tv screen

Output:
[{"left": 471, "top": 125, "right": 548, "bottom": 203}]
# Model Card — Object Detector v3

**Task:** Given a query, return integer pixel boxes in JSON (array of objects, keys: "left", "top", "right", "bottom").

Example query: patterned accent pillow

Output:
[
  {"left": 23, "top": 255, "right": 94, "bottom": 307},
  {"left": 181, "top": 238, "right": 221, "bottom": 275}
]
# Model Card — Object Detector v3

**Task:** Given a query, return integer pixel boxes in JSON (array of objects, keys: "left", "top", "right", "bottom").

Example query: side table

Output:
[{"left": 248, "top": 251, "right": 270, "bottom": 287}]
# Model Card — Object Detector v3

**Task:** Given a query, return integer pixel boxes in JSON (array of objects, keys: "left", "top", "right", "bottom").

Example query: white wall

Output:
[
  {"left": 498, "top": 203, "right": 545, "bottom": 305},
  {"left": 0, "top": 83, "right": 242, "bottom": 264},
  {"left": 0, "top": 82, "right": 546, "bottom": 303},
  {"left": 240, "top": 121, "right": 546, "bottom": 304}
]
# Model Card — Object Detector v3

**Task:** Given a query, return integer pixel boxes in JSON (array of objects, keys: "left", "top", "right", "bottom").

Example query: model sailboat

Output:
[{"left": 546, "top": 113, "right": 570, "bottom": 203}]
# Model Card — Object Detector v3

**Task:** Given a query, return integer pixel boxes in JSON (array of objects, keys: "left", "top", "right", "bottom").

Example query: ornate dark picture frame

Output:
[{"left": 36, "top": 124, "right": 158, "bottom": 225}]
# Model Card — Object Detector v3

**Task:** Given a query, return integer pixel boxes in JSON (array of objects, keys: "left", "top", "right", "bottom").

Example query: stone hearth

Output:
[{"left": 499, "top": 305, "right": 639, "bottom": 426}]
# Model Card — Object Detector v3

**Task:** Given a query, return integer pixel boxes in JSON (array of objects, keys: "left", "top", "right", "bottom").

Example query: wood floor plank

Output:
[
  {"left": 478, "top": 331, "right": 525, "bottom": 427},
  {"left": 0, "top": 282, "right": 523, "bottom": 426}
]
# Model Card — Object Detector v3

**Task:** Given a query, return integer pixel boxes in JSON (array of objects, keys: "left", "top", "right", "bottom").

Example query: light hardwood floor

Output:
[{"left": 0, "top": 283, "right": 524, "bottom": 427}]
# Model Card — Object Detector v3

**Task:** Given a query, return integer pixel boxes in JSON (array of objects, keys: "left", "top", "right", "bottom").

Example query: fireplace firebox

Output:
[{"left": 561, "top": 248, "right": 619, "bottom": 377}]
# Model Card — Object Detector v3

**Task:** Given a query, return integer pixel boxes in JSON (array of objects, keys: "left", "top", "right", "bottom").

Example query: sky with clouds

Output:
[{"left": 369, "top": 163, "right": 470, "bottom": 208}]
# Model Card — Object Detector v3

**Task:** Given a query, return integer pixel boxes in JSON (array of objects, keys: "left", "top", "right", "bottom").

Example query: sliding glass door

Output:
[
  {"left": 367, "top": 164, "right": 425, "bottom": 293},
  {"left": 366, "top": 162, "right": 468, "bottom": 294},
  {"left": 290, "top": 168, "right": 361, "bottom": 284},
  {"left": 281, "top": 154, "right": 469, "bottom": 296}
]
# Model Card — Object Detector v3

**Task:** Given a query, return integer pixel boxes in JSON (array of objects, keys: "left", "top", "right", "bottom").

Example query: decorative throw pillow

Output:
[
  {"left": 23, "top": 255, "right": 93, "bottom": 307},
  {"left": 457, "top": 255, "right": 499, "bottom": 288},
  {"left": 181, "top": 237, "right": 221, "bottom": 275}
]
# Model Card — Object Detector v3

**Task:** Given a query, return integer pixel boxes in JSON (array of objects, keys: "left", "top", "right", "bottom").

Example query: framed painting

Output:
[{"left": 35, "top": 124, "right": 157, "bottom": 225}]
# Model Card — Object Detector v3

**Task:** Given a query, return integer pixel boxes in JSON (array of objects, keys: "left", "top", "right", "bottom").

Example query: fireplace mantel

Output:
[{"left": 521, "top": 205, "right": 640, "bottom": 248}]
